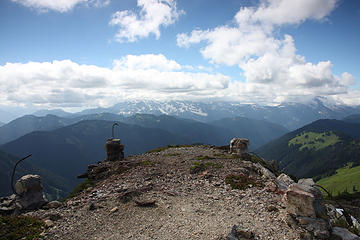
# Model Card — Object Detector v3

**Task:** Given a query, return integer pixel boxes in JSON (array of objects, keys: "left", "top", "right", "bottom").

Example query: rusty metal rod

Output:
[
  {"left": 11, "top": 154, "right": 32, "bottom": 194},
  {"left": 112, "top": 122, "right": 119, "bottom": 139},
  {"left": 314, "top": 184, "right": 353, "bottom": 227}
]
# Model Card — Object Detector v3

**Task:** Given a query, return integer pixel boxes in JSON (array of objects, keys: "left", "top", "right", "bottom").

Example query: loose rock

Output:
[{"left": 331, "top": 227, "right": 360, "bottom": 240}]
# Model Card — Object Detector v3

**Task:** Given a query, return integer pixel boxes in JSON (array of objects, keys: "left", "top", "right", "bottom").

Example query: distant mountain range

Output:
[
  {"left": 1, "top": 97, "right": 360, "bottom": 200},
  {"left": 255, "top": 119, "right": 360, "bottom": 180},
  {"left": 0, "top": 121, "right": 4, "bottom": 127},
  {"left": 0, "top": 114, "right": 289, "bottom": 199},
  {"left": 0, "top": 109, "right": 20, "bottom": 123},
  {"left": 33, "top": 109, "right": 74, "bottom": 118},
  {"left": 30, "top": 98, "right": 360, "bottom": 130},
  {"left": 0, "top": 113, "right": 288, "bottom": 149}
]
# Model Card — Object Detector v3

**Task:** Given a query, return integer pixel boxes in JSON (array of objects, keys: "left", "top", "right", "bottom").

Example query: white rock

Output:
[
  {"left": 298, "top": 178, "right": 315, "bottom": 187},
  {"left": 276, "top": 173, "right": 295, "bottom": 186},
  {"left": 44, "top": 219, "right": 54, "bottom": 227}
]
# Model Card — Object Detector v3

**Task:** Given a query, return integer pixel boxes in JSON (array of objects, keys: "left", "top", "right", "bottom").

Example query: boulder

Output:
[
  {"left": 42, "top": 200, "right": 62, "bottom": 209},
  {"left": 297, "top": 217, "right": 331, "bottom": 239},
  {"left": 15, "top": 174, "right": 48, "bottom": 210},
  {"left": 254, "top": 163, "right": 275, "bottom": 179},
  {"left": 266, "top": 173, "right": 294, "bottom": 194},
  {"left": 277, "top": 173, "right": 295, "bottom": 186},
  {"left": 283, "top": 183, "right": 327, "bottom": 220},
  {"left": 331, "top": 227, "right": 360, "bottom": 240},
  {"left": 298, "top": 178, "right": 315, "bottom": 187}
]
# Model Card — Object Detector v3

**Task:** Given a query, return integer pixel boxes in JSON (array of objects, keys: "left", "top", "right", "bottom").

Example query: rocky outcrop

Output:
[
  {"left": 78, "top": 138, "right": 127, "bottom": 180},
  {"left": 4, "top": 144, "right": 359, "bottom": 239}
]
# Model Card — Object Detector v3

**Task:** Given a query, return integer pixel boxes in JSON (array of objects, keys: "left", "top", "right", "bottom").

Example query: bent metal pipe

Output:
[{"left": 11, "top": 154, "right": 32, "bottom": 194}]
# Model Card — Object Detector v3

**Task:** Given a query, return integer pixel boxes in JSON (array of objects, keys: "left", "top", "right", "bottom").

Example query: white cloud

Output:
[
  {"left": 176, "top": 0, "right": 358, "bottom": 104},
  {"left": 11, "top": 0, "right": 109, "bottom": 13},
  {"left": 113, "top": 54, "right": 181, "bottom": 71},
  {"left": 234, "top": 0, "right": 337, "bottom": 29},
  {"left": 0, "top": 55, "right": 230, "bottom": 109},
  {"left": 110, "top": 0, "right": 184, "bottom": 42}
]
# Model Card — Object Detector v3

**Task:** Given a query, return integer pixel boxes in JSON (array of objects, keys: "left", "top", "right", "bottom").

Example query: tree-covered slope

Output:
[
  {"left": 255, "top": 119, "right": 360, "bottom": 179},
  {"left": 316, "top": 163, "right": 360, "bottom": 196},
  {"left": 0, "top": 149, "right": 72, "bottom": 199}
]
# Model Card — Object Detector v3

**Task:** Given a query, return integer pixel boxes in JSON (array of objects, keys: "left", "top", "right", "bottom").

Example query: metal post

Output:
[
  {"left": 11, "top": 154, "right": 32, "bottom": 194},
  {"left": 112, "top": 122, "right": 119, "bottom": 139},
  {"left": 314, "top": 184, "right": 353, "bottom": 227}
]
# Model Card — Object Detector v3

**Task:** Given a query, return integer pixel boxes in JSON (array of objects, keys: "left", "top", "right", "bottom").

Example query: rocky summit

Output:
[{"left": 13, "top": 145, "right": 360, "bottom": 239}]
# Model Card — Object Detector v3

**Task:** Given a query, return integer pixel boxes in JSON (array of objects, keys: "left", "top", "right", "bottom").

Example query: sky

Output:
[{"left": 0, "top": 0, "right": 359, "bottom": 112}]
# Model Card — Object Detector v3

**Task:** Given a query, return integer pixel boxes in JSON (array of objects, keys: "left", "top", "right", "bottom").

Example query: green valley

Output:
[{"left": 317, "top": 163, "right": 360, "bottom": 197}]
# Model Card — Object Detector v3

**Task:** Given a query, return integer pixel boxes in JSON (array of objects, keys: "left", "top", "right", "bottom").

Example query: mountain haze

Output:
[
  {"left": 122, "top": 114, "right": 231, "bottom": 147},
  {"left": 209, "top": 117, "right": 288, "bottom": 148},
  {"left": 343, "top": 114, "right": 360, "bottom": 124}
]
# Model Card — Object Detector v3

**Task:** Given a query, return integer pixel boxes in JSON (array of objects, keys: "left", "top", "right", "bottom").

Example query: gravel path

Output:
[{"left": 30, "top": 146, "right": 303, "bottom": 239}]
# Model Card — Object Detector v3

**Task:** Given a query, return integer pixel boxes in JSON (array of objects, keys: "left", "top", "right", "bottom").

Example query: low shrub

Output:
[
  {"left": 190, "top": 161, "right": 223, "bottom": 174},
  {"left": 0, "top": 215, "right": 45, "bottom": 240},
  {"left": 225, "top": 174, "right": 263, "bottom": 190}
]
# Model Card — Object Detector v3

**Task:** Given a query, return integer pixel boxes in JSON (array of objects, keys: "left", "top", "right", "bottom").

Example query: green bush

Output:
[
  {"left": 190, "top": 161, "right": 223, "bottom": 174},
  {"left": 142, "top": 160, "right": 154, "bottom": 166},
  {"left": 196, "top": 155, "right": 214, "bottom": 160}
]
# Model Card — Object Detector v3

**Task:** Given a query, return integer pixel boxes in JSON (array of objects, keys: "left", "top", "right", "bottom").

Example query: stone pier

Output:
[
  {"left": 105, "top": 138, "right": 124, "bottom": 162},
  {"left": 229, "top": 138, "right": 250, "bottom": 155}
]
